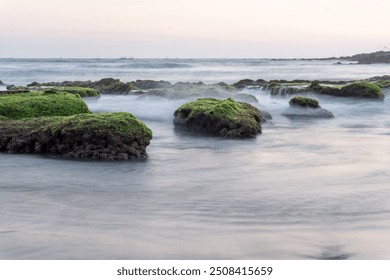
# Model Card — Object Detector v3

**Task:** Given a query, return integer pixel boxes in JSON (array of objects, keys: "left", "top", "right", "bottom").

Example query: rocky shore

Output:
[
  {"left": 0, "top": 74, "right": 388, "bottom": 159},
  {"left": 14, "top": 74, "right": 388, "bottom": 100}
]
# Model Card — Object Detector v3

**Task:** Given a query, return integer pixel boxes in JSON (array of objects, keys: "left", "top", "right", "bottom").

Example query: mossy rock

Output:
[
  {"left": 0, "top": 112, "right": 152, "bottom": 160},
  {"left": 173, "top": 98, "right": 262, "bottom": 138},
  {"left": 308, "top": 81, "right": 384, "bottom": 99},
  {"left": 33, "top": 78, "right": 140, "bottom": 94},
  {"left": 375, "top": 80, "right": 390, "bottom": 88},
  {"left": 44, "top": 86, "right": 100, "bottom": 97},
  {"left": 289, "top": 96, "right": 320, "bottom": 108},
  {"left": 340, "top": 82, "right": 384, "bottom": 99},
  {"left": 0, "top": 92, "right": 91, "bottom": 119}
]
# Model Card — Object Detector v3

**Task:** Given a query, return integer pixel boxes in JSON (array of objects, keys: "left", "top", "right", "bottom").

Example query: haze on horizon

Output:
[{"left": 0, "top": 0, "right": 389, "bottom": 59}]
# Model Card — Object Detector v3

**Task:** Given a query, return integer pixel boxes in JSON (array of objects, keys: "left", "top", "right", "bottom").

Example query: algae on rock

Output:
[
  {"left": 0, "top": 92, "right": 91, "bottom": 119},
  {"left": 173, "top": 98, "right": 262, "bottom": 138},
  {"left": 0, "top": 113, "right": 153, "bottom": 160}
]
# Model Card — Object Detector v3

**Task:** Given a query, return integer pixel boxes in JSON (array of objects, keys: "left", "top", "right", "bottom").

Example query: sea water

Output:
[{"left": 0, "top": 59, "right": 390, "bottom": 259}]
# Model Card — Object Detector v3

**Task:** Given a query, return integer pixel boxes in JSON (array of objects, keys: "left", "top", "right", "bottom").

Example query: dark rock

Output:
[
  {"left": 134, "top": 80, "right": 172, "bottom": 89},
  {"left": 232, "top": 79, "right": 257, "bottom": 89}
]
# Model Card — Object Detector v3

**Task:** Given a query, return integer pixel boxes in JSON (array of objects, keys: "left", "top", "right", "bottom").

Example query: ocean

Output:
[{"left": 1, "top": 58, "right": 390, "bottom": 259}]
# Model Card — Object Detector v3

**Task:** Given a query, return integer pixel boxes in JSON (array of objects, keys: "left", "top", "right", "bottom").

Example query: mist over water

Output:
[
  {"left": 1, "top": 59, "right": 390, "bottom": 259},
  {"left": 1, "top": 58, "right": 390, "bottom": 85}
]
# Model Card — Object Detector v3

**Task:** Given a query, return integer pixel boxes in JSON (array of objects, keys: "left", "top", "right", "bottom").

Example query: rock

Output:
[
  {"left": 308, "top": 81, "right": 384, "bottom": 99},
  {"left": 0, "top": 113, "right": 152, "bottom": 160},
  {"left": 259, "top": 110, "right": 272, "bottom": 120},
  {"left": 340, "top": 82, "right": 384, "bottom": 99},
  {"left": 282, "top": 96, "right": 334, "bottom": 119},
  {"left": 0, "top": 80, "right": 3, "bottom": 85},
  {"left": 30, "top": 78, "right": 140, "bottom": 94},
  {"left": 289, "top": 96, "right": 319, "bottom": 108},
  {"left": 215, "top": 82, "right": 237, "bottom": 92},
  {"left": 235, "top": 93, "right": 259, "bottom": 103},
  {"left": 232, "top": 79, "right": 257, "bottom": 89},
  {"left": 173, "top": 98, "right": 262, "bottom": 138},
  {"left": 134, "top": 80, "right": 172, "bottom": 89},
  {"left": 0, "top": 92, "right": 91, "bottom": 119},
  {"left": 6, "top": 85, "right": 29, "bottom": 91},
  {"left": 43, "top": 86, "right": 100, "bottom": 97}
]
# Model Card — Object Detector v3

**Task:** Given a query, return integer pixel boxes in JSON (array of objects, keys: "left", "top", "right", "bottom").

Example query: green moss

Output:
[
  {"left": 375, "top": 80, "right": 390, "bottom": 88},
  {"left": 0, "top": 113, "right": 153, "bottom": 159},
  {"left": 41, "top": 112, "right": 153, "bottom": 141},
  {"left": 44, "top": 86, "right": 100, "bottom": 97},
  {"left": 177, "top": 98, "right": 241, "bottom": 120},
  {"left": 306, "top": 81, "right": 384, "bottom": 99},
  {"left": 175, "top": 98, "right": 262, "bottom": 135},
  {"left": 0, "top": 92, "right": 91, "bottom": 119},
  {"left": 340, "top": 82, "right": 384, "bottom": 99},
  {"left": 1, "top": 112, "right": 152, "bottom": 143},
  {"left": 289, "top": 96, "right": 319, "bottom": 108}
]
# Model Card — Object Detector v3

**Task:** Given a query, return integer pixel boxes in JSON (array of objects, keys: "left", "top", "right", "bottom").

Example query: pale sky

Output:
[{"left": 0, "top": 0, "right": 389, "bottom": 58}]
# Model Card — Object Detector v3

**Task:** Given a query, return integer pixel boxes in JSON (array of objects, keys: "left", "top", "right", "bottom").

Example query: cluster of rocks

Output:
[
  {"left": 0, "top": 91, "right": 152, "bottom": 160},
  {"left": 1, "top": 73, "right": 388, "bottom": 159}
]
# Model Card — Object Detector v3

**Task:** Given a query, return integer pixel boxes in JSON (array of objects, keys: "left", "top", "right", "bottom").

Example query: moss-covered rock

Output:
[
  {"left": 31, "top": 78, "right": 140, "bottom": 94},
  {"left": 6, "top": 85, "right": 29, "bottom": 91},
  {"left": 307, "top": 81, "right": 384, "bottom": 99},
  {"left": 340, "top": 82, "right": 384, "bottom": 99},
  {"left": 282, "top": 96, "right": 334, "bottom": 119},
  {"left": 0, "top": 92, "right": 91, "bottom": 119},
  {"left": 44, "top": 86, "right": 100, "bottom": 97},
  {"left": 0, "top": 112, "right": 152, "bottom": 160},
  {"left": 374, "top": 80, "right": 390, "bottom": 88},
  {"left": 289, "top": 96, "right": 319, "bottom": 108},
  {"left": 173, "top": 98, "right": 262, "bottom": 138}
]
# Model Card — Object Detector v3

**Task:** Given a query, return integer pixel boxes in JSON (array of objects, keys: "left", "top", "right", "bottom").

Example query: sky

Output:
[{"left": 0, "top": 0, "right": 389, "bottom": 58}]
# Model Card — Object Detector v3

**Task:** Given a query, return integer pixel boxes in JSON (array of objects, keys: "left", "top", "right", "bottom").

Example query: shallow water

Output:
[
  {"left": 0, "top": 87, "right": 390, "bottom": 259},
  {"left": 1, "top": 83, "right": 390, "bottom": 259}
]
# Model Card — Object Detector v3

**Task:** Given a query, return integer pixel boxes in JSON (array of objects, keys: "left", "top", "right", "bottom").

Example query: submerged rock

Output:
[
  {"left": 0, "top": 113, "right": 153, "bottom": 160},
  {"left": 173, "top": 98, "right": 262, "bottom": 138},
  {"left": 282, "top": 96, "right": 334, "bottom": 119},
  {"left": 235, "top": 93, "right": 259, "bottom": 103}
]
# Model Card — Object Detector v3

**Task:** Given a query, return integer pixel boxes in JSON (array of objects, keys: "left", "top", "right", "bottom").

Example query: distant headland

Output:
[{"left": 294, "top": 50, "right": 390, "bottom": 64}]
